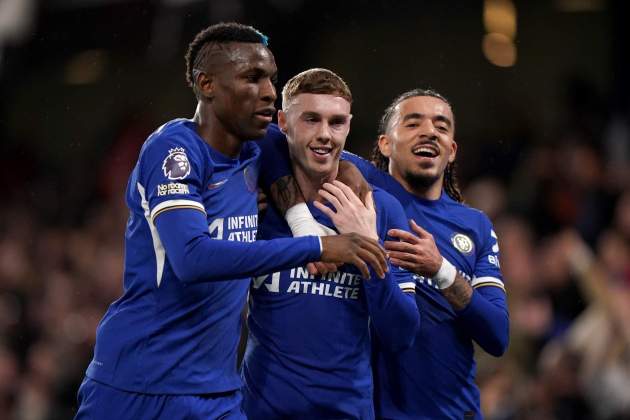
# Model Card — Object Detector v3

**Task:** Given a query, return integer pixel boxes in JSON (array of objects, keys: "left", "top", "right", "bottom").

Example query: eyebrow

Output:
[
  {"left": 402, "top": 112, "right": 452, "bottom": 127},
  {"left": 242, "top": 66, "right": 271, "bottom": 76},
  {"left": 301, "top": 111, "right": 349, "bottom": 121}
]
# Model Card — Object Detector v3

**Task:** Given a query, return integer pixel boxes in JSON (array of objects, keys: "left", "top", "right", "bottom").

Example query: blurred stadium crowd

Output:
[{"left": 0, "top": 94, "right": 629, "bottom": 420}]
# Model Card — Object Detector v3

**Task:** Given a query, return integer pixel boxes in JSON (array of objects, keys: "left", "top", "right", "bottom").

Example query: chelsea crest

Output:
[{"left": 451, "top": 233, "right": 474, "bottom": 255}]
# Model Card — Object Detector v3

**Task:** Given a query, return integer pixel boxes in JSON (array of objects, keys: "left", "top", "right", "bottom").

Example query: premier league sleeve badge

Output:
[{"left": 162, "top": 147, "right": 191, "bottom": 180}]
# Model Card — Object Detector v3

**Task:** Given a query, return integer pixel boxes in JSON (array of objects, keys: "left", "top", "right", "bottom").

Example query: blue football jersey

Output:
[
  {"left": 241, "top": 187, "right": 418, "bottom": 420},
  {"left": 344, "top": 151, "right": 506, "bottom": 420},
  {"left": 85, "top": 119, "right": 320, "bottom": 395}
]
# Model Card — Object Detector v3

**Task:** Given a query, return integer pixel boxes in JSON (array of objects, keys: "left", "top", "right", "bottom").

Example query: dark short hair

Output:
[
  {"left": 185, "top": 22, "right": 269, "bottom": 94},
  {"left": 282, "top": 68, "right": 352, "bottom": 109},
  {"left": 378, "top": 88, "right": 452, "bottom": 135}
]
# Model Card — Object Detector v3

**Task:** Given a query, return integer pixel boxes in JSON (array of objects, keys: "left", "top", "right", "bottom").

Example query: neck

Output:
[
  {"left": 292, "top": 162, "right": 339, "bottom": 202},
  {"left": 389, "top": 163, "right": 443, "bottom": 201},
  {"left": 193, "top": 102, "right": 242, "bottom": 158}
]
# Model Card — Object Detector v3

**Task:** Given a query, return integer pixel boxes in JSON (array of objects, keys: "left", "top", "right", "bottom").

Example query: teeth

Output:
[
  {"left": 412, "top": 146, "right": 437, "bottom": 157},
  {"left": 311, "top": 147, "right": 331, "bottom": 155}
]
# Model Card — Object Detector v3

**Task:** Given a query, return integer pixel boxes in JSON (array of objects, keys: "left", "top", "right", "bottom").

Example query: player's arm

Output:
[
  {"left": 462, "top": 221, "right": 509, "bottom": 356},
  {"left": 385, "top": 220, "right": 509, "bottom": 357},
  {"left": 316, "top": 182, "right": 420, "bottom": 351},
  {"left": 363, "top": 195, "right": 420, "bottom": 352},
  {"left": 154, "top": 208, "right": 387, "bottom": 283},
  {"left": 454, "top": 284, "right": 508, "bottom": 357},
  {"left": 142, "top": 135, "right": 386, "bottom": 284},
  {"left": 363, "top": 264, "right": 420, "bottom": 352}
]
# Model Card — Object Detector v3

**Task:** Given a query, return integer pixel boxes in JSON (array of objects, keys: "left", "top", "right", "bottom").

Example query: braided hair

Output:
[
  {"left": 184, "top": 22, "right": 269, "bottom": 99},
  {"left": 370, "top": 88, "right": 464, "bottom": 203}
]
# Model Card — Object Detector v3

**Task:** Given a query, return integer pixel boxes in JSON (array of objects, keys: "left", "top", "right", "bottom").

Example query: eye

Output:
[
  {"left": 405, "top": 122, "right": 419, "bottom": 128},
  {"left": 436, "top": 125, "right": 449, "bottom": 133},
  {"left": 329, "top": 118, "right": 347, "bottom": 127},
  {"left": 246, "top": 74, "right": 260, "bottom": 83}
]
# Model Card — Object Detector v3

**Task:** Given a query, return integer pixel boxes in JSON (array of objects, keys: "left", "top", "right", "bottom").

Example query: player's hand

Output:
[
  {"left": 337, "top": 160, "right": 371, "bottom": 202},
  {"left": 314, "top": 181, "right": 378, "bottom": 240},
  {"left": 385, "top": 219, "right": 442, "bottom": 277},
  {"left": 306, "top": 261, "right": 340, "bottom": 276},
  {"left": 320, "top": 233, "right": 388, "bottom": 279}
]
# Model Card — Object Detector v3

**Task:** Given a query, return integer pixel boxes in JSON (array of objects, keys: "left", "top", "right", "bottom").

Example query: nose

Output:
[
  {"left": 418, "top": 119, "right": 438, "bottom": 140},
  {"left": 260, "top": 78, "right": 277, "bottom": 104},
  {"left": 316, "top": 121, "right": 332, "bottom": 143}
]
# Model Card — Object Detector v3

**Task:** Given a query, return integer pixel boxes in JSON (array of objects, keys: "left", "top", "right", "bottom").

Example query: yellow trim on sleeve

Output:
[
  {"left": 152, "top": 205, "right": 206, "bottom": 223},
  {"left": 472, "top": 282, "right": 506, "bottom": 293}
]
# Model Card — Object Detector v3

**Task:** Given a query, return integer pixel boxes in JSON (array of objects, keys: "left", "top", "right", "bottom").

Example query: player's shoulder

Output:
[
  {"left": 139, "top": 119, "right": 205, "bottom": 163},
  {"left": 341, "top": 150, "right": 375, "bottom": 172},
  {"left": 372, "top": 186, "right": 407, "bottom": 224},
  {"left": 443, "top": 194, "right": 491, "bottom": 221},
  {"left": 372, "top": 186, "right": 400, "bottom": 207},
  {"left": 341, "top": 149, "right": 363, "bottom": 162},
  {"left": 266, "top": 122, "right": 282, "bottom": 135},
  {"left": 442, "top": 193, "right": 494, "bottom": 233},
  {"left": 259, "top": 122, "right": 285, "bottom": 144},
  {"left": 145, "top": 118, "right": 199, "bottom": 149}
]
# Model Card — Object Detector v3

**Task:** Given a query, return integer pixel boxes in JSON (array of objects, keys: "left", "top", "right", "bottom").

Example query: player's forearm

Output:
[
  {"left": 364, "top": 269, "right": 420, "bottom": 352},
  {"left": 455, "top": 286, "right": 509, "bottom": 356},
  {"left": 270, "top": 174, "right": 304, "bottom": 215},
  {"left": 440, "top": 274, "right": 473, "bottom": 310},
  {"left": 155, "top": 208, "right": 321, "bottom": 284}
]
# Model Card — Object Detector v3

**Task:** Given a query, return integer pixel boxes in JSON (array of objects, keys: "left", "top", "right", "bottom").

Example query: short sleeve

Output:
[{"left": 138, "top": 134, "right": 207, "bottom": 224}]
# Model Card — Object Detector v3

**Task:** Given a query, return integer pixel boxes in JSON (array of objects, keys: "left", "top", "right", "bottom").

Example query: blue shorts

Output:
[{"left": 75, "top": 377, "right": 246, "bottom": 420}]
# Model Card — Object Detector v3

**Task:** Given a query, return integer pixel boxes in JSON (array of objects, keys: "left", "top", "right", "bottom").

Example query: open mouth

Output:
[
  {"left": 309, "top": 146, "right": 333, "bottom": 156},
  {"left": 412, "top": 144, "right": 439, "bottom": 158}
]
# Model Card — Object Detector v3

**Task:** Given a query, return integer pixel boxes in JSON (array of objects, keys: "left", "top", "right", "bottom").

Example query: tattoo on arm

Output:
[
  {"left": 269, "top": 175, "right": 305, "bottom": 215},
  {"left": 441, "top": 274, "right": 473, "bottom": 311}
]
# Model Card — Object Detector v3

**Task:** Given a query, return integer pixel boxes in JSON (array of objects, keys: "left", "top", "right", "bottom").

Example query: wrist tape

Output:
[{"left": 434, "top": 257, "right": 457, "bottom": 289}]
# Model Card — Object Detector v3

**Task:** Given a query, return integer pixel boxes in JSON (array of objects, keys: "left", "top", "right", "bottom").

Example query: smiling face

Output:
[
  {"left": 378, "top": 95, "right": 457, "bottom": 197},
  {"left": 279, "top": 93, "right": 352, "bottom": 181},
  {"left": 200, "top": 42, "right": 278, "bottom": 140}
]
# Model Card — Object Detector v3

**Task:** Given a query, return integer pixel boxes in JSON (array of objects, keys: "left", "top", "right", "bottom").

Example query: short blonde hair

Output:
[{"left": 282, "top": 68, "right": 352, "bottom": 110}]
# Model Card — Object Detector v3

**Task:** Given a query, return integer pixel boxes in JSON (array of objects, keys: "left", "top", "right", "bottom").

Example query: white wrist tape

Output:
[
  {"left": 286, "top": 203, "right": 322, "bottom": 237},
  {"left": 286, "top": 203, "right": 338, "bottom": 237},
  {"left": 434, "top": 257, "right": 457, "bottom": 289}
]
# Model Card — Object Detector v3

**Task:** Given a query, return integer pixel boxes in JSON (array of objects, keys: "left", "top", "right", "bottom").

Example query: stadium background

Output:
[{"left": 0, "top": 0, "right": 629, "bottom": 418}]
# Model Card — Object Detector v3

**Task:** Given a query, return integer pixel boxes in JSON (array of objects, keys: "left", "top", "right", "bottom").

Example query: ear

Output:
[
  {"left": 196, "top": 71, "right": 214, "bottom": 100},
  {"left": 378, "top": 134, "right": 392, "bottom": 157},
  {"left": 278, "top": 110, "right": 288, "bottom": 133},
  {"left": 448, "top": 139, "right": 458, "bottom": 163}
]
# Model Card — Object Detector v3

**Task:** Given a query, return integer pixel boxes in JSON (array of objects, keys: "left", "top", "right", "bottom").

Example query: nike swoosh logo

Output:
[{"left": 208, "top": 179, "right": 228, "bottom": 189}]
